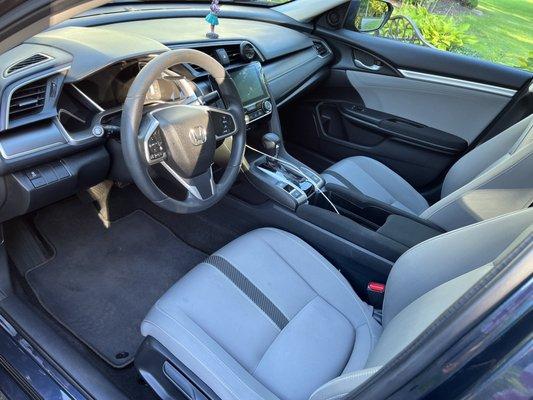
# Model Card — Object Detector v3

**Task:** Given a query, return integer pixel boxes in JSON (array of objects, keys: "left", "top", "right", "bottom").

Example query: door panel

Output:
[
  {"left": 283, "top": 100, "right": 465, "bottom": 188},
  {"left": 281, "top": 26, "right": 532, "bottom": 192},
  {"left": 346, "top": 70, "right": 512, "bottom": 144}
]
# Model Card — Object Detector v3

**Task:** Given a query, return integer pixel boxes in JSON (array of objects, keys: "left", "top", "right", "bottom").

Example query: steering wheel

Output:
[{"left": 121, "top": 49, "right": 246, "bottom": 214}]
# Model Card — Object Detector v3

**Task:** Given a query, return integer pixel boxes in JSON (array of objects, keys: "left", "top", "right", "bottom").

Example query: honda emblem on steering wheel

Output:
[{"left": 189, "top": 126, "right": 207, "bottom": 146}]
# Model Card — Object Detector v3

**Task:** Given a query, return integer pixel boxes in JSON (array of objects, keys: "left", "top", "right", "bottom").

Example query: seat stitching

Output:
[
  {"left": 311, "top": 365, "right": 382, "bottom": 400},
  {"left": 258, "top": 237, "right": 357, "bottom": 330},
  {"left": 322, "top": 392, "right": 350, "bottom": 400},
  {"left": 423, "top": 151, "right": 533, "bottom": 218},
  {"left": 262, "top": 230, "right": 374, "bottom": 337},
  {"left": 260, "top": 228, "right": 377, "bottom": 344},
  {"left": 202, "top": 263, "right": 281, "bottom": 331},
  {"left": 319, "top": 366, "right": 381, "bottom": 386},
  {"left": 256, "top": 236, "right": 316, "bottom": 296},
  {"left": 204, "top": 257, "right": 288, "bottom": 329},
  {"left": 251, "top": 295, "right": 319, "bottom": 375},
  {"left": 149, "top": 306, "right": 276, "bottom": 398}
]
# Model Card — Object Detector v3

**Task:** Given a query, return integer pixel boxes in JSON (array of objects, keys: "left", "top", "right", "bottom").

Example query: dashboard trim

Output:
[
  {"left": 0, "top": 137, "right": 64, "bottom": 160},
  {"left": 69, "top": 83, "right": 104, "bottom": 112},
  {"left": 54, "top": 117, "right": 99, "bottom": 147}
]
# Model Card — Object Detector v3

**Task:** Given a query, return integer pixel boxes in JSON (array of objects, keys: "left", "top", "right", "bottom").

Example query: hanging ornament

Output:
[{"left": 205, "top": 0, "right": 221, "bottom": 39}]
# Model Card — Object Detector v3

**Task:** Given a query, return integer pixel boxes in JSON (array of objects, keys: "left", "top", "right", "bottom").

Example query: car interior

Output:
[{"left": 0, "top": 1, "right": 531, "bottom": 400}]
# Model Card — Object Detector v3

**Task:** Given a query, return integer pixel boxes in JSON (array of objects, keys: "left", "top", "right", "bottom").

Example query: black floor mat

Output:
[{"left": 25, "top": 199, "right": 206, "bottom": 368}]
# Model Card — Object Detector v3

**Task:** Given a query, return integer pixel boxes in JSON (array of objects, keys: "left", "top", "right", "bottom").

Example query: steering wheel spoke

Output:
[
  {"left": 140, "top": 115, "right": 168, "bottom": 165},
  {"left": 206, "top": 107, "right": 238, "bottom": 140},
  {"left": 122, "top": 48, "right": 245, "bottom": 214},
  {"left": 162, "top": 162, "right": 216, "bottom": 201}
]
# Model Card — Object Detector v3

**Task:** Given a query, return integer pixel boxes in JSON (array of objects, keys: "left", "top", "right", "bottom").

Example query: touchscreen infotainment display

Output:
[{"left": 229, "top": 62, "right": 269, "bottom": 107}]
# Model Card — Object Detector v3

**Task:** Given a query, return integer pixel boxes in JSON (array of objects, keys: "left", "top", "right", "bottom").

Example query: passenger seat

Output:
[{"left": 322, "top": 114, "right": 533, "bottom": 230}]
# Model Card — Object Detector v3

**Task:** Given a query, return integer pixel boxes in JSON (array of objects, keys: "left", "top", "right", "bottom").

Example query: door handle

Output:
[{"left": 354, "top": 59, "right": 382, "bottom": 72}]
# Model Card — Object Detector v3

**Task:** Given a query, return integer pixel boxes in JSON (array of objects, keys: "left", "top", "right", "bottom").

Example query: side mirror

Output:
[{"left": 354, "top": 0, "right": 393, "bottom": 32}]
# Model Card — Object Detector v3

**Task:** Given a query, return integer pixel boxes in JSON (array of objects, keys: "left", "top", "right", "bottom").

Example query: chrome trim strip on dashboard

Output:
[
  {"left": 1, "top": 65, "right": 71, "bottom": 131},
  {"left": 399, "top": 70, "right": 517, "bottom": 97},
  {"left": 0, "top": 135, "right": 65, "bottom": 160},
  {"left": 70, "top": 84, "right": 104, "bottom": 112},
  {"left": 54, "top": 117, "right": 97, "bottom": 146}
]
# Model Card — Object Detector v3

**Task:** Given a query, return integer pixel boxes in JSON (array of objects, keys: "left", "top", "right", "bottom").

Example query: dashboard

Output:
[{"left": 0, "top": 4, "right": 333, "bottom": 222}]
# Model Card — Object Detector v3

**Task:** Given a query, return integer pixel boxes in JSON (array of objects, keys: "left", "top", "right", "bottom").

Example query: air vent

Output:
[
  {"left": 5, "top": 53, "right": 52, "bottom": 76},
  {"left": 9, "top": 78, "right": 48, "bottom": 121},
  {"left": 225, "top": 45, "right": 244, "bottom": 64},
  {"left": 240, "top": 42, "right": 256, "bottom": 61},
  {"left": 313, "top": 41, "right": 331, "bottom": 58}
]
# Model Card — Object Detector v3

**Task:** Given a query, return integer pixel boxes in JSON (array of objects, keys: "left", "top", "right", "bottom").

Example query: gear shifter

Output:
[
  {"left": 262, "top": 133, "right": 281, "bottom": 159},
  {"left": 253, "top": 132, "right": 323, "bottom": 205},
  {"left": 261, "top": 133, "right": 281, "bottom": 170}
]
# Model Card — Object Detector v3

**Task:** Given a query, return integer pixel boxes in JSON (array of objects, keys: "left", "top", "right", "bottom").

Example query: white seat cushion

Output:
[
  {"left": 322, "top": 156, "right": 429, "bottom": 216},
  {"left": 141, "top": 228, "right": 381, "bottom": 400},
  {"left": 141, "top": 211, "right": 533, "bottom": 400}
]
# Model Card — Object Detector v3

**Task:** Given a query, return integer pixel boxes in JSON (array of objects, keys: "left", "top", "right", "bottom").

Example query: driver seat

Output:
[{"left": 138, "top": 209, "right": 532, "bottom": 400}]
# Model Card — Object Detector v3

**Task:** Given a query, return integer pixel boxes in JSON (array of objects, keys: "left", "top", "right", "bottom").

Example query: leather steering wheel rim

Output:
[{"left": 121, "top": 49, "right": 246, "bottom": 214}]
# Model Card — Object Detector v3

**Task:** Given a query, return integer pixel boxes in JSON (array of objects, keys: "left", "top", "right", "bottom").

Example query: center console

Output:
[
  {"left": 226, "top": 60, "right": 443, "bottom": 299},
  {"left": 246, "top": 132, "right": 324, "bottom": 210},
  {"left": 226, "top": 62, "right": 325, "bottom": 210}
]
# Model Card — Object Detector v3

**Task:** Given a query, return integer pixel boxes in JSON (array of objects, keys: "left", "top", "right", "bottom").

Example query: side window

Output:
[{"left": 355, "top": 0, "right": 533, "bottom": 72}]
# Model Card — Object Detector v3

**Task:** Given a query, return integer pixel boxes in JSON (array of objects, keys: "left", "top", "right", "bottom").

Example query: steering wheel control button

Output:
[
  {"left": 214, "top": 112, "right": 236, "bottom": 139},
  {"left": 92, "top": 125, "right": 105, "bottom": 137},
  {"left": 221, "top": 114, "right": 236, "bottom": 135},
  {"left": 147, "top": 130, "right": 167, "bottom": 164}
]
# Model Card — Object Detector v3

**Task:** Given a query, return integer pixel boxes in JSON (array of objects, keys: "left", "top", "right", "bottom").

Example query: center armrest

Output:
[
  {"left": 296, "top": 204, "right": 408, "bottom": 263},
  {"left": 377, "top": 214, "right": 444, "bottom": 248}
]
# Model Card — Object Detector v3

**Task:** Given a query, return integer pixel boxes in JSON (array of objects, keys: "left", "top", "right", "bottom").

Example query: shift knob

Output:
[{"left": 262, "top": 132, "right": 281, "bottom": 159}]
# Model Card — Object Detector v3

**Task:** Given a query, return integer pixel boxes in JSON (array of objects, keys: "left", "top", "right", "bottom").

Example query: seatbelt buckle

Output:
[{"left": 367, "top": 282, "right": 385, "bottom": 309}]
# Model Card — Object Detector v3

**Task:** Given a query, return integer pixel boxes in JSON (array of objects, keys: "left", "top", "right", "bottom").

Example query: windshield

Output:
[{"left": 111, "top": 0, "right": 294, "bottom": 6}]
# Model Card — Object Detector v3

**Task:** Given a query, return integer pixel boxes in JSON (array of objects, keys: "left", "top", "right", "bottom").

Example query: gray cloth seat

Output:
[
  {"left": 141, "top": 209, "right": 533, "bottom": 400},
  {"left": 322, "top": 114, "right": 533, "bottom": 230}
]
